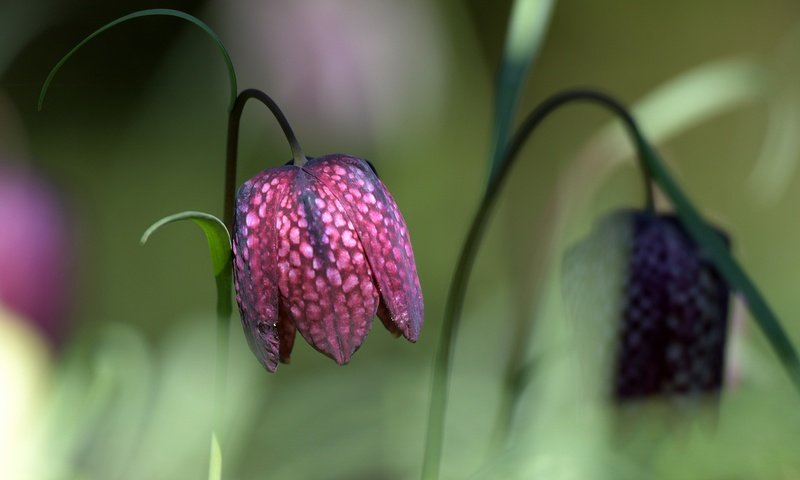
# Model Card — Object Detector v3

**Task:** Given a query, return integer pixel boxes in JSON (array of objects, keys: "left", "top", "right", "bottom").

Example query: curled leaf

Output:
[{"left": 141, "top": 211, "right": 231, "bottom": 277}]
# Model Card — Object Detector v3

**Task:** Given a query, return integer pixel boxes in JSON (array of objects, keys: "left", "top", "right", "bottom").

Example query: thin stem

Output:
[
  {"left": 210, "top": 262, "right": 232, "bottom": 480},
  {"left": 224, "top": 88, "right": 307, "bottom": 231},
  {"left": 421, "top": 89, "right": 675, "bottom": 480}
]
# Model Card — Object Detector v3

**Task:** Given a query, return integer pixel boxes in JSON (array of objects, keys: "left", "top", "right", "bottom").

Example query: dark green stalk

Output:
[
  {"left": 209, "top": 88, "right": 303, "bottom": 478},
  {"left": 224, "top": 88, "right": 306, "bottom": 231},
  {"left": 421, "top": 88, "right": 800, "bottom": 480}
]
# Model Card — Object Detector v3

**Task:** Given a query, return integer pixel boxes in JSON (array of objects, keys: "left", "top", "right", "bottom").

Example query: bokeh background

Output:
[{"left": 3, "top": 1, "right": 800, "bottom": 478}]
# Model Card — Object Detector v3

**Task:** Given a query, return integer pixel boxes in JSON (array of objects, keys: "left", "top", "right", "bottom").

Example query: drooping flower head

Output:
[
  {"left": 232, "top": 154, "right": 423, "bottom": 371},
  {"left": 564, "top": 210, "right": 730, "bottom": 402},
  {"left": 615, "top": 211, "right": 730, "bottom": 400}
]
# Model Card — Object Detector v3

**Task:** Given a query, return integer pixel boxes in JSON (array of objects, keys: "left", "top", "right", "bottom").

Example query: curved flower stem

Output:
[
  {"left": 420, "top": 89, "right": 800, "bottom": 480},
  {"left": 224, "top": 88, "right": 307, "bottom": 230}
]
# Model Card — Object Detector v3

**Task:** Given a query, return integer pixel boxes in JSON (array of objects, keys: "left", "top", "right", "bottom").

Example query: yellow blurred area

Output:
[{"left": 0, "top": 304, "right": 51, "bottom": 480}]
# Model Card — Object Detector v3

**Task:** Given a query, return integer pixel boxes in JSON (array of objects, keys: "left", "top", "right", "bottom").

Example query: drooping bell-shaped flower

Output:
[
  {"left": 232, "top": 154, "right": 423, "bottom": 372},
  {"left": 563, "top": 210, "right": 730, "bottom": 402}
]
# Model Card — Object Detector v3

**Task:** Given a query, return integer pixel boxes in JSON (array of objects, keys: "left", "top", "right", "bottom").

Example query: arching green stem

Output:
[
  {"left": 38, "top": 8, "right": 237, "bottom": 111},
  {"left": 224, "top": 88, "right": 306, "bottom": 230},
  {"left": 420, "top": 89, "right": 800, "bottom": 480}
]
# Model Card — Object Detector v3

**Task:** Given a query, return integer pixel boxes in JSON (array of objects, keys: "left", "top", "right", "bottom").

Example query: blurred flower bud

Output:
[
  {"left": 563, "top": 210, "right": 730, "bottom": 403},
  {"left": 0, "top": 165, "right": 73, "bottom": 347}
]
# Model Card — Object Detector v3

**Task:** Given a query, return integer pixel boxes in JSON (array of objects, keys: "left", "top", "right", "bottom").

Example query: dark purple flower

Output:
[
  {"left": 0, "top": 165, "right": 73, "bottom": 347},
  {"left": 232, "top": 154, "right": 423, "bottom": 371},
  {"left": 564, "top": 210, "right": 730, "bottom": 402}
]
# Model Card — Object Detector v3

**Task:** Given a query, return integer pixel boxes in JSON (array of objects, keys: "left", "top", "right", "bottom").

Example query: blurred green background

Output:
[{"left": 2, "top": 0, "right": 800, "bottom": 479}]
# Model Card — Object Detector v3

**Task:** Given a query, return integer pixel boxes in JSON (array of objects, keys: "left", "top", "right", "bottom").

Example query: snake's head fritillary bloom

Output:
[
  {"left": 232, "top": 154, "right": 423, "bottom": 372},
  {"left": 564, "top": 210, "right": 730, "bottom": 402}
]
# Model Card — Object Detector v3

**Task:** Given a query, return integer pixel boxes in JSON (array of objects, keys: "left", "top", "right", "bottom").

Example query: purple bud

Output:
[
  {"left": 564, "top": 210, "right": 730, "bottom": 402},
  {"left": 616, "top": 212, "right": 730, "bottom": 400},
  {"left": 0, "top": 165, "right": 73, "bottom": 347}
]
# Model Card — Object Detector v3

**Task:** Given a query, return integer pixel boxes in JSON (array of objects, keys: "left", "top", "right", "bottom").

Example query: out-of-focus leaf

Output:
[
  {"left": 589, "top": 59, "right": 769, "bottom": 163},
  {"left": 209, "top": 432, "right": 222, "bottom": 480},
  {"left": 488, "top": 0, "right": 556, "bottom": 184},
  {"left": 38, "top": 323, "right": 152, "bottom": 480},
  {"left": 747, "top": 91, "right": 800, "bottom": 205},
  {"left": 141, "top": 211, "right": 231, "bottom": 278},
  {"left": 38, "top": 9, "right": 237, "bottom": 111},
  {"left": 747, "top": 23, "right": 800, "bottom": 205},
  {"left": 548, "top": 59, "right": 773, "bottom": 249}
]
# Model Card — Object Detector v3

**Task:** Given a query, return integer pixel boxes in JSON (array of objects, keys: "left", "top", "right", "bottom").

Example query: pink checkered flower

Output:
[{"left": 232, "top": 154, "right": 423, "bottom": 371}]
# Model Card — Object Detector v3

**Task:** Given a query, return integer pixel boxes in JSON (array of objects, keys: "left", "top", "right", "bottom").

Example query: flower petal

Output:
[
  {"left": 305, "top": 155, "right": 423, "bottom": 341},
  {"left": 232, "top": 167, "right": 296, "bottom": 372},
  {"left": 277, "top": 305, "right": 296, "bottom": 363},
  {"left": 275, "top": 168, "right": 379, "bottom": 364},
  {"left": 377, "top": 301, "right": 402, "bottom": 338}
]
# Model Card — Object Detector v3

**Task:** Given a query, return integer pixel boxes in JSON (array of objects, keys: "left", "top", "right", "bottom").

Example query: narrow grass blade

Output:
[{"left": 38, "top": 8, "right": 237, "bottom": 111}]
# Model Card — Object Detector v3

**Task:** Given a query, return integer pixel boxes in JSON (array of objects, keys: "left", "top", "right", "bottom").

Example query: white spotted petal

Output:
[
  {"left": 232, "top": 167, "right": 295, "bottom": 372},
  {"left": 233, "top": 154, "right": 423, "bottom": 372},
  {"left": 306, "top": 154, "right": 424, "bottom": 342}
]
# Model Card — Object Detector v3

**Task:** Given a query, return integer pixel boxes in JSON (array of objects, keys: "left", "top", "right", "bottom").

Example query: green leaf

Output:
[
  {"left": 140, "top": 211, "right": 231, "bottom": 277},
  {"left": 747, "top": 90, "right": 800, "bottom": 205},
  {"left": 488, "top": 0, "right": 556, "bottom": 185},
  {"left": 38, "top": 8, "right": 237, "bottom": 112}
]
